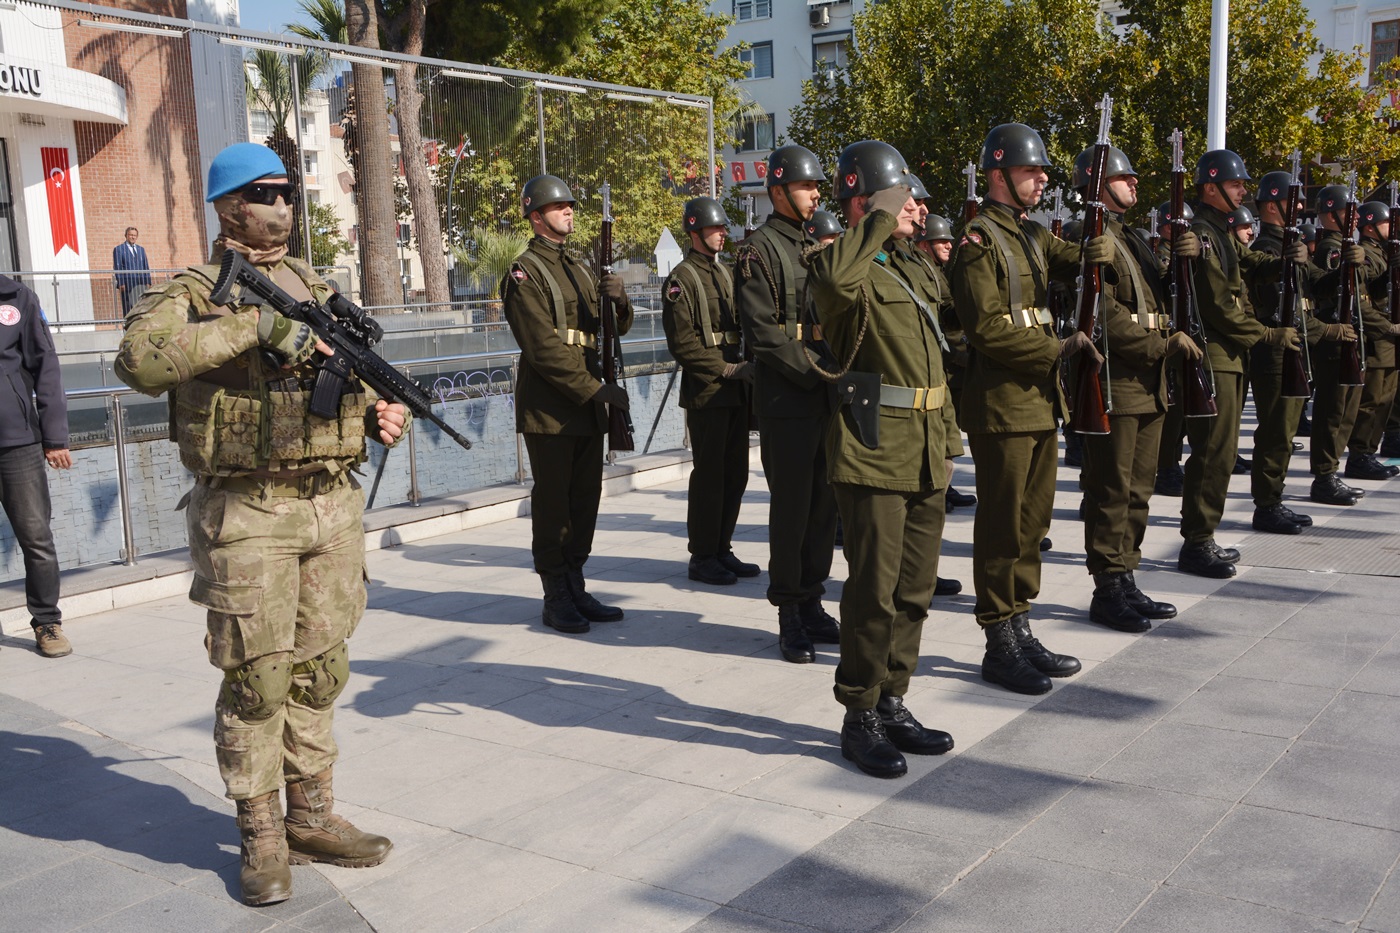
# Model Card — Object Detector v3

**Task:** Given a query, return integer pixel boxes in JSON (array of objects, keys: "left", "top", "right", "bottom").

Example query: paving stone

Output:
[
  {"left": 1363, "top": 864, "right": 1400, "bottom": 933},
  {"left": 471, "top": 870, "right": 713, "bottom": 933},
  {"left": 679, "top": 907, "right": 816, "bottom": 933},
  {"left": 1121, "top": 884, "right": 1351, "bottom": 932},
  {"left": 1094, "top": 720, "right": 1289, "bottom": 800},
  {"left": 71, "top": 885, "right": 300, "bottom": 933},
  {"left": 726, "top": 820, "right": 986, "bottom": 933},
  {"left": 1351, "top": 640, "right": 1400, "bottom": 698},
  {"left": 0, "top": 854, "right": 172, "bottom": 933},
  {"left": 1223, "top": 635, "right": 1379, "bottom": 689},
  {"left": 1245, "top": 740, "right": 1400, "bottom": 831},
  {"left": 1006, "top": 779, "right": 1232, "bottom": 879},
  {"left": 1164, "top": 673, "right": 1335, "bottom": 738},
  {"left": 899, "top": 851, "right": 1154, "bottom": 933},
  {"left": 1108, "top": 622, "right": 1259, "bottom": 678},
  {"left": 1169, "top": 805, "right": 1400, "bottom": 923},
  {"left": 1300, "top": 690, "right": 1400, "bottom": 757}
]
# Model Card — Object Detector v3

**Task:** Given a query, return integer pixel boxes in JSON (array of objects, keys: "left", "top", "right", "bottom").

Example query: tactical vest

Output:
[{"left": 168, "top": 257, "right": 368, "bottom": 476}]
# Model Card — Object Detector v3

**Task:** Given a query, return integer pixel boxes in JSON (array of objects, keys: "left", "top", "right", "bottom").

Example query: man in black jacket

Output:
[{"left": 0, "top": 275, "right": 72, "bottom": 657}]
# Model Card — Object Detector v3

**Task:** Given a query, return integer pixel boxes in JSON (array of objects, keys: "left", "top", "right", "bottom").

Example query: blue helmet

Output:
[{"left": 207, "top": 143, "right": 287, "bottom": 202}]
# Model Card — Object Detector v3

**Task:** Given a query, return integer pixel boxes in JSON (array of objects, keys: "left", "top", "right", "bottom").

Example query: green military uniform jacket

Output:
[
  {"left": 502, "top": 235, "right": 633, "bottom": 435},
  {"left": 735, "top": 214, "right": 833, "bottom": 419},
  {"left": 1310, "top": 228, "right": 1387, "bottom": 360},
  {"left": 808, "top": 209, "right": 958, "bottom": 492},
  {"left": 1360, "top": 237, "right": 1397, "bottom": 368},
  {"left": 661, "top": 248, "right": 745, "bottom": 409},
  {"left": 947, "top": 201, "right": 1079, "bottom": 433},
  {"left": 1094, "top": 216, "right": 1170, "bottom": 416},
  {"left": 1247, "top": 223, "right": 1329, "bottom": 369},
  {"left": 1189, "top": 202, "right": 1277, "bottom": 374}
]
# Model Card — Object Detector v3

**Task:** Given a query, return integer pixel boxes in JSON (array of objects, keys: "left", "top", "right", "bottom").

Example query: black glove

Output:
[
  {"left": 1174, "top": 231, "right": 1201, "bottom": 259},
  {"left": 257, "top": 311, "right": 316, "bottom": 365},
  {"left": 594, "top": 383, "right": 630, "bottom": 411},
  {"left": 600, "top": 273, "right": 626, "bottom": 302},
  {"left": 1285, "top": 240, "right": 1309, "bottom": 265},
  {"left": 1341, "top": 242, "right": 1365, "bottom": 265},
  {"left": 724, "top": 361, "right": 755, "bottom": 384},
  {"left": 1082, "top": 234, "right": 1115, "bottom": 265},
  {"left": 867, "top": 184, "right": 911, "bottom": 219}
]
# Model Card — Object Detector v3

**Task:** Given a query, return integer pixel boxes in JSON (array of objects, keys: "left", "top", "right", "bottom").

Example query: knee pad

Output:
[
  {"left": 220, "top": 655, "right": 292, "bottom": 722},
  {"left": 289, "top": 641, "right": 349, "bottom": 711}
]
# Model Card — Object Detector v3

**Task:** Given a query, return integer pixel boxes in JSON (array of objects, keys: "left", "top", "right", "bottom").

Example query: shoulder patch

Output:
[
  {"left": 0, "top": 304, "right": 18, "bottom": 326},
  {"left": 961, "top": 232, "right": 982, "bottom": 246},
  {"left": 510, "top": 264, "right": 528, "bottom": 282},
  {"left": 667, "top": 281, "right": 683, "bottom": 299},
  {"left": 1326, "top": 248, "right": 1341, "bottom": 270}
]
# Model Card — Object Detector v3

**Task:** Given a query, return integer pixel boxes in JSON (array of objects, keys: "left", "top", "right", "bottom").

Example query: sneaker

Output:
[{"left": 34, "top": 623, "right": 72, "bottom": 658}]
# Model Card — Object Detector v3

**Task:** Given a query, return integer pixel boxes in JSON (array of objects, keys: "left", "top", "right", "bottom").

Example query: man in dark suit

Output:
[{"left": 113, "top": 226, "right": 150, "bottom": 315}]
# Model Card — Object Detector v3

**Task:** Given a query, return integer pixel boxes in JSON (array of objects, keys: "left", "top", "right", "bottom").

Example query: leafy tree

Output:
[
  {"left": 454, "top": 225, "right": 529, "bottom": 299},
  {"left": 308, "top": 201, "right": 352, "bottom": 268},
  {"left": 243, "top": 48, "right": 326, "bottom": 259}
]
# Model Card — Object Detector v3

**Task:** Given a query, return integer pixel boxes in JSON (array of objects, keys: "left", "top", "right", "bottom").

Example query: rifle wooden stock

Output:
[
  {"left": 1337, "top": 196, "right": 1365, "bottom": 387},
  {"left": 1167, "top": 130, "right": 1217, "bottom": 418},
  {"left": 1066, "top": 139, "right": 1110, "bottom": 435},
  {"left": 1389, "top": 182, "right": 1400, "bottom": 328},
  {"left": 1278, "top": 165, "right": 1311, "bottom": 399},
  {"left": 597, "top": 196, "right": 635, "bottom": 452}
]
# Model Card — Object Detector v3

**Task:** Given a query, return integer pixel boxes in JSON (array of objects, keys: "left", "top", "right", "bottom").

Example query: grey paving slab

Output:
[
  {"left": 1093, "top": 720, "right": 1290, "bottom": 800},
  {"left": 1164, "top": 673, "right": 1336, "bottom": 738},
  {"left": 1352, "top": 640, "right": 1400, "bottom": 698},
  {"left": 1004, "top": 779, "right": 1232, "bottom": 880},
  {"left": 470, "top": 870, "right": 714, "bottom": 933},
  {"left": 1270, "top": 603, "right": 1400, "bottom": 650},
  {"left": 70, "top": 886, "right": 291, "bottom": 933},
  {"left": 1245, "top": 740, "right": 1400, "bottom": 831},
  {"left": 725, "top": 819, "right": 986, "bottom": 933},
  {"left": 1121, "top": 885, "right": 1352, "bottom": 933},
  {"left": 1222, "top": 633, "right": 1381, "bottom": 689},
  {"left": 899, "top": 851, "right": 1155, "bottom": 933},
  {"left": 0, "top": 854, "right": 173, "bottom": 933},
  {"left": 1168, "top": 805, "right": 1400, "bottom": 923},
  {"left": 1363, "top": 863, "right": 1400, "bottom": 933},
  {"left": 1300, "top": 689, "right": 1400, "bottom": 757},
  {"left": 1110, "top": 621, "right": 1261, "bottom": 678},
  {"left": 680, "top": 908, "right": 815, "bottom": 933}
]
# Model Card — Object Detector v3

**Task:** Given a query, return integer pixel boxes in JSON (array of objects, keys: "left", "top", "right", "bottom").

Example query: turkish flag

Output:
[
  {"left": 753, "top": 161, "right": 767, "bottom": 179},
  {"left": 731, "top": 162, "right": 746, "bottom": 183},
  {"left": 42, "top": 147, "right": 79, "bottom": 256}
]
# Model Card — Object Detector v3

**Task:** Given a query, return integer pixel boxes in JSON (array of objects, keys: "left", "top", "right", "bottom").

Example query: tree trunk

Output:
[
  {"left": 345, "top": 0, "right": 400, "bottom": 307},
  {"left": 394, "top": 0, "right": 450, "bottom": 307}
]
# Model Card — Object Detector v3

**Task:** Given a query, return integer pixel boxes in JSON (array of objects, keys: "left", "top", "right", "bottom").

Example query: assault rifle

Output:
[
  {"left": 1277, "top": 150, "right": 1311, "bottom": 398},
  {"left": 1065, "top": 95, "right": 1112, "bottom": 436},
  {"left": 598, "top": 182, "right": 636, "bottom": 452},
  {"left": 209, "top": 249, "right": 473, "bottom": 450},
  {"left": 1337, "top": 171, "right": 1365, "bottom": 387},
  {"left": 1167, "top": 127, "right": 1218, "bottom": 418}
]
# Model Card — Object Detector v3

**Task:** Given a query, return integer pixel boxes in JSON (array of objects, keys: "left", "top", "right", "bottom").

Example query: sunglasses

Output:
[{"left": 239, "top": 183, "right": 295, "bottom": 205}]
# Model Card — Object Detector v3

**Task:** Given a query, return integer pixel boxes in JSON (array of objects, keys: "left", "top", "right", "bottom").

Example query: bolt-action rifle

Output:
[
  {"left": 1278, "top": 150, "right": 1312, "bottom": 398},
  {"left": 599, "top": 182, "right": 636, "bottom": 452},
  {"left": 1065, "top": 95, "right": 1113, "bottom": 435},
  {"left": 1337, "top": 171, "right": 1365, "bottom": 387},
  {"left": 209, "top": 249, "right": 473, "bottom": 450},
  {"left": 1167, "top": 128, "right": 1218, "bottom": 418}
]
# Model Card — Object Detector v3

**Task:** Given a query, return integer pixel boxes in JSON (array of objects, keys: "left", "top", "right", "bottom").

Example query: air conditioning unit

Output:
[{"left": 810, "top": 6, "right": 830, "bottom": 27}]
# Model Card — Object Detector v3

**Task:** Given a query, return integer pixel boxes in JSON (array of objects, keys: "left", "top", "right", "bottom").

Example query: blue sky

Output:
[{"left": 237, "top": 0, "right": 301, "bottom": 37}]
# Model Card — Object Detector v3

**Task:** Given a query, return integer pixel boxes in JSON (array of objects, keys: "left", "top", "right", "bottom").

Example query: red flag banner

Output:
[
  {"left": 753, "top": 161, "right": 767, "bottom": 180},
  {"left": 42, "top": 147, "right": 78, "bottom": 256},
  {"left": 731, "top": 162, "right": 746, "bottom": 183}
]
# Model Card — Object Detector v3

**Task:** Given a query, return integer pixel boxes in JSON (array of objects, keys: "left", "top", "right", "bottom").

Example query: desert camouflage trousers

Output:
[{"left": 186, "top": 478, "right": 367, "bottom": 800}]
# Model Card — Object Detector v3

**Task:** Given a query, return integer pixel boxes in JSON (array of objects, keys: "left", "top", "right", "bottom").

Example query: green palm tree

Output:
[{"left": 244, "top": 48, "right": 326, "bottom": 258}]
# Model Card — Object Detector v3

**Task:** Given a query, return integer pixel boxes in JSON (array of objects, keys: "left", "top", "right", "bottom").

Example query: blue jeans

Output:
[{"left": 0, "top": 443, "right": 61, "bottom": 626}]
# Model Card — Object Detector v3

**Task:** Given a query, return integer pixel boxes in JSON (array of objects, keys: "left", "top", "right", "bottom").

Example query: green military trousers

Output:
[
  {"left": 1350, "top": 365, "right": 1398, "bottom": 456},
  {"left": 187, "top": 479, "right": 366, "bottom": 801},
  {"left": 1249, "top": 364, "right": 1305, "bottom": 508},
  {"left": 967, "top": 429, "right": 1058, "bottom": 626},
  {"left": 1182, "top": 370, "right": 1244, "bottom": 544},
  {"left": 832, "top": 481, "right": 943, "bottom": 711},
  {"left": 1082, "top": 411, "right": 1164, "bottom": 575},
  {"left": 1310, "top": 353, "right": 1362, "bottom": 477},
  {"left": 758, "top": 413, "right": 838, "bottom": 607},
  {"left": 685, "top": 404, "right": 750, "bottom": 557},
  {"left": 524, "top": 431, "right": 605, "bottom": 576}
]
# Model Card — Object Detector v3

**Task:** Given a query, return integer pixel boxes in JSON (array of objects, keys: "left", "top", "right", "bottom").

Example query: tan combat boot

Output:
[
  {"left": 284, "top": 769, "right": 393, "bottom": 868},
  {"left": 235, "top": 791, "right": 292, "bottom": 906}
]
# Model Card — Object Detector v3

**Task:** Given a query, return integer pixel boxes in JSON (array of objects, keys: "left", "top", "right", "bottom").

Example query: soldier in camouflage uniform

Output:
[
  {"left": 115, "top": 144, "right": 401, "bottom": 906},
  {"left": 502, "top": 174, "right": 633, "bottom": 635},
  {"left": 808, "top": 140, "right": 957, "bottom": 778},
  {"left": 662, "top": 197, "right": 758, "bottom": 588}
]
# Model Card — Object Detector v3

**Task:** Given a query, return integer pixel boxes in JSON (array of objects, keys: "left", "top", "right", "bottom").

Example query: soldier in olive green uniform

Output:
[
  {"left": 1245, "top": 172, "right": 1341, "bottom": 534},
  {"left": 1308, "top": 185, "right": 1378, "bottom": 506},
  {"left": 662, "top": 197, "right": 758, "bottom": 587},
  {"left": 115, "top": 144, "right": 400, "bottom": 906},
  {"left": 1069, "top": 145, "right": 1200, "bottom": 632},
  {"left": 948, "top": 124, "right": 1115, "bottom": 695},
  {"left": 808, "top": 140, "right": 957, "bottom": 779},
  {"left": 735, "top": 145, "right": 841, "bottom": 665},
  {"left": 1177, "top": 150, "right": 1302, "bottom": 578},
  {"left": 1154, "top": 201, "right": 1191, "bottom": 498},
  {"left": 1347, "top": 201, "right": 1400, "bottom": 481},
  {"left": 502, "top": 175, "right": 634, "bottom": 633}
]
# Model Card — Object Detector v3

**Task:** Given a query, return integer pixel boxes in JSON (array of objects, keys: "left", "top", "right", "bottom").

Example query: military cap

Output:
[
  {"left": 1314, "top": 184, "right": 1350, "bottom": 214},
  {"left": 980, "top": 124, "right": 1051, "bottom": 170},
  {"left": 803, "top": 209, "right": 844, "bottom": 239},
  {"left": 916, "top": 213, "right": 954, "bottom": 243},
  {"left": 1255, "top": 171, "right": 1296, "bottom": 204},
  {"left": 1195, "top": 150, "right": 1251, "bottom": 186},
  {"left": 835, "top": 140, "right": 910, "bottom": 198},
  {"left": 206, "top": 143, "right": 287, "bottom": 202},
  {"left": 1358, "top": 200, "right": 1390, "bottom": 228},
  {"left": 1071, "top": 145, "right": 1136, "bottom": 191},
  {"left": 683, "top": 197, "right": 728, "bottom": 231},
  {"left": 767, "top": 144, "right": 827, "bottom": 188},
  {"left": 521, "top": 174, "right": 575, "bottom": 217}
]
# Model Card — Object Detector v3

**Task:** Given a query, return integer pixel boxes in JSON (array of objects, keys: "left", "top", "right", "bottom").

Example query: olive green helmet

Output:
[
  {"left": 1225, "top": 206, "right": 1255, "bottom": 231},
  {"left": 767, "top": 144, "right": 827, "bottom": 188},
  {"left": 1299, "top": 222, "right": 1319, "bottom": 243},
  {"left": 682, "top": 196, "right": 728, "bottom": 232},
  {"left": 803, "top": 209, "right": 844, "bottom": 239},
  {"left": 521, "top": 174, "right": 575, "bottom": 217},
  {"left": 1255, "top": 171, "right": 1295, "bottom": 204},
  {"left": 835, "top": 140, "right": 910, "bottom": 198},
  {"left": 1358, "top": 201, "right": 1390, "bottom": 228},
  {"left": 916, "top": 214, "right": 954, "bottom": 242},
  {"left": 1315, "top": 184, "right": 1350, "bottom": 213},
  {"left": 1071, "top": 145, "right": 1136, "bottom": 191},
  {"left": 1156, "top": 200, "right": 1193, "bottom": 227},
  {"left": 1195, "top": 150, "right": 1251, "bottom": 186},
  {"left": 980, "top": 123, "right": 1051, "bottom": 170},
  {"left": 907, "top": 173, "right": 931, "bottom": 201}
]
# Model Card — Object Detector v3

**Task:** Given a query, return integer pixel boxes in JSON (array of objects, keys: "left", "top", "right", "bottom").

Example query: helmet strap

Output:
[
  {"left": 1001, "top": 168, "right": 1030, "bottom": 212},
  {"left": 1212, "top": 182, "right": 1239, "bottom": 213}
]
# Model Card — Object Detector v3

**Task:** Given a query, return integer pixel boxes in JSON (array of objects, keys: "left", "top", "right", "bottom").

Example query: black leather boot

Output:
[
  {"left": 876, "top": 695, "right": 953, "bottom": 755},
  {"left": 1252, "top": 503, "right": 1304, "bottom": 535},
  {"left": 797, "top": 598, "right": 840, "bottom": 644},
  {"left": 840, "top": 708, "right": 907, "bottom": 778},
  {"left": 1177, "top": 541, "right": 1236, "bottom": 578},
  {"left": 1345, "top": 452, "right": 1394, "bottom": 481},
  {"left": 717, "top": 550, "right": 762, "bottom": 577},
  {"left": 1122, "top": 571, "right": 1177, "bottom": 620},
  {"left": 541, "top": 573, "right": 589, "bottom": 633},
  {"left": 778, "top": 605, "right": 816, "bottom": 663},
  {"left": 566, "top": 569, "right": 623, "bottom": 622},
  {"left": 688, "top": 554, "right": 738, "bottom": 586},
  {"left": 1278, "top": 505, "right": 1313, "bottom": 527},
  {"left": 1090, "top": 574, "right": 1152, "bottom": 633},
  {"left": 933, "top": 577, "right": 962, "bottom": 597},
  {"left": 1154, "top": 464, "right": 1184, "bottom": 496},
  {"left": 981, "top": 619, "right": 1053, "bottom": 695},
  {"left": 1381, "top": 430, "right": 1400, "bottom": 458},
  {"left": 945, "top": 486, "right": 977, "bottom": 509},
  {"left": 1010, "top": 612, "right": 1083, "bottom": 675},
  {"left": 1311, "top": 473, "right": 1360, "bottom": 506},
  {"left": 1207, "top": 539, "right": 1241, "bottom": 563}
]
